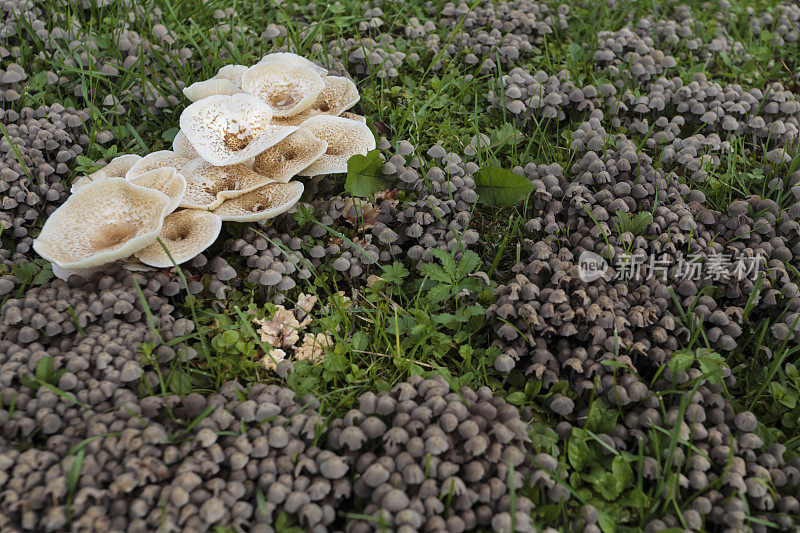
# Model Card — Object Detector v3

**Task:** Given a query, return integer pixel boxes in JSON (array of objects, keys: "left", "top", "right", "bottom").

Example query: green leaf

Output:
[
  {"left": 586, "top": 400, "right": 617, "bottom": 434},
  {"left": 162, "top": 127, "right": 180, "bottom": 142},
  {"left": 456, "top": 250, "right": 482, "bottom": 279},
  {"left": 429, "top": 248, "right": 458, "bottom": 278},
  {"left": 381, "top": 261, "right": 409, "bottom": 284},
  {"left": 324, "top": 353, "right": 348, "bottom": 373},
  {"left": 351, "top": 331, "right": 368, "bottom": 352},
  {"left": 598, "top": 512, "right": 617, "bottom": 533},
  {"left": 474, "top": 167, "right": 534, "bottom": 207},
  {"left": 592, "top": 470, "right": 623, "bottom": 500},
  {"left": 667, "top": 348, "right": 695, "bottom": 374},
  {"left": 611, "top": 455, "right": 634, "bottom": 489},
  {"left": 418, "top": 263, "right": 452, "bottom": 285},
  {"left": 345, "top": 149, "right": 385, "bottom": 198},
  {"left": 615, "top": 210, "right": 653, "bottom": 236},
  {"left": 507, "top": 391, "right": 526, "bottom": 405}
]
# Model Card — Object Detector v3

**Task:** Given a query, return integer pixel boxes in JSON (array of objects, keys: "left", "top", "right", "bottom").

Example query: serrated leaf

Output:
[
  {"left": 345, "top": 149, "right": 386, "bottom": 198},
  {"left": 667, "top": 348, "right": 695, "bottom": 374},
  {"left": 475, "top": 167, "right": 534, "bottom": 207},
  {"left": 429, "top": 247, "right": 458, "bottom": 278},
  {"left": 456, "top": 250, "right": 482, "bottom": 279}
]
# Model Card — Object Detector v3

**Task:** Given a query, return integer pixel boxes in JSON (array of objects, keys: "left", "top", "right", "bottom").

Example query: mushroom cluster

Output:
[{"left": 32, "top": 53, "right": 375, "bottom": 279}]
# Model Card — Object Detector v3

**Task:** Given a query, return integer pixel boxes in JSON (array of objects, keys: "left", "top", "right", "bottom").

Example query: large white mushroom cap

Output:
[
  {"left": 33, "top": 178, "right": 171, "bottom": 269},
  {"left": 134, "top": 209, "right": 223, "bottom": 268},
  {"left": 258, "top": 52, "right": 328, "bottom": 75},
  {"left": 242, "top": 62, "right": 325, "bottom": 118},
  {"left": 298, "top": 115, "right": 376, "bottom": 176},
  {"left": 213, "top": 181, "right": 304, "bottom": 222},
  {"left": 179, "top": 158, "right": 276, "bottom": 210},
  {"left": 179, "top": 93, "right": 298, "bottom": 166},
  {"left": 252, "top": 129, "right": 327, "bottom": 183}
]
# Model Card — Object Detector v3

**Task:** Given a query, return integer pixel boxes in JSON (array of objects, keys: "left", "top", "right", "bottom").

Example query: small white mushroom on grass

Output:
[
  {"left": 213, "top": 181, "right": 304, "bottom": 221},
  {"left": 33, "top": 178, "right": 171, "bottom": 269},
  {"left": 252, "top": 129, "right": 328, "bottom": 182},
  {"left": 242, "top": 62, "right": 325, "bottom": 117},
  {"left": 182, "top": 64, "right": 248, "bottom": 102},
  {"left": 179, "top": 93, "right": 297, "bottom": 166},
  {"left": 179, "top": 159, "right": 277, "bottom": 209},
  {"left": 126, "top": 150, "right": 192, "bottom": 180},
  {"left": 298, "top": 115, "right": 376, "bottom": 176},
  {"left": 134, "top": 209, "right": 222, "bottom": 268}
]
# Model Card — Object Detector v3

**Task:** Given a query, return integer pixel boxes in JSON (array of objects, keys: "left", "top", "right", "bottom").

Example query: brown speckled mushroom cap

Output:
[
  {"left": 298, "top": 115, "right": 376, "bottom": 176},
  {"left": 179, "top": 158, "right": 276, "bottom": 210},
  {"left": 179, "top": 93, "right": 298, "bottom": 166},
  {"left": 172, "top": 130, "right": 200, "bottom": 159},
  {"left": 129, "top": 167, "right": 187, "bottom": 213},
  {"left": 272, "top": 76, "right": 360, "bottom": 126},
  {"left": 33, "top": 178, "right": 171, "bottom": 269},
  {"left": 213, "top": 181, "right": 304, "bottom": 222},
  {"left": 135, "top": 209, "right": 222, "bottom": 268},
  {"left": 242, "top": 62, "right": 325, "bottom": 118},
  {"left": 252, "top": 130, "right": 328, "bottom": 183}
]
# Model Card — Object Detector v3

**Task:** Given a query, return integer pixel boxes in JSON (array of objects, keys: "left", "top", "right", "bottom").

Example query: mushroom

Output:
[
  {"left": 129, "top": 167, "right": 187, "bottom": 213},
  {"left": 70, "top": 154, "right": 142, "bottom": 191},
  {"left": 134, "top": 209, "right": 222, "bottom": 268},
  {"left": 32, "top": 178, "right": 171, "bottom": 269},
  {"left": 125, "top": 150, "right": 192, "bottom": 180},
  {"left": 272, "top": 76, "right": 359, "bottom": 126},
  {"left": 298, "top": 116, "right": 376, "bottom": 176},
  {"left": 179, "top": 93, "right": 298, "bottom": 166},
  {"left": 252, "top": 130, "right": 328, "bottom": 183},
  {"left": 339, "top": 112, "right": 366, "bottom": 124},
  {"left": 241, "top": 62, "right": 325, "bottom": 117},
  {"left": 179, "top": 158, "right": 276, "bottom": 209},
  {"left": 172, "top": 130, "right": 200, "bottom": 159},
  {"left": 182, "top": 64, "right": 248, "bottom": 102},
  {"left": 212, "top": 181, "right": 304, "bottom": 222},
  {"left": 258, "top": 52, "right": 328, "bottom": 76}
]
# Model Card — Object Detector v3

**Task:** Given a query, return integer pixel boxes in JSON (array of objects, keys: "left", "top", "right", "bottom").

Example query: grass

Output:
[{"left": 4, "top": 0, "right": 800, "bottom": 529}]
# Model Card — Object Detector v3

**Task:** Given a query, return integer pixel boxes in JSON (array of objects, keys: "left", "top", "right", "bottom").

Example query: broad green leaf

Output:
[
  {"left": 611, "top": 455, "right": 634, "bottom": 489},
  {"left": 345, "top": 149, "right": 385, "bottom": 198},
  {"left": 586, "top": 400, "right": 617, "bottom": 434},
  {"left": 475, "top": 167, "right": 534, "bottom": 207},
  {"left": 506, "top": 391, "right": 526, "bottom": 405}
]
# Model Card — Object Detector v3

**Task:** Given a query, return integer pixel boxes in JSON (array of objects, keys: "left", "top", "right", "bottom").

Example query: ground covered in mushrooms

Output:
[{"left": 2, "top": 0, "right": 800, "bottom": 531}]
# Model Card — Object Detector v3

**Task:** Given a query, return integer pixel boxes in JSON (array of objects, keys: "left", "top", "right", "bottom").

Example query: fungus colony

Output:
[
  {"left": 4, "top": 0, "right": 800, "bottom": 531},
  {"left": 32, "top": 53, "right": 374, "bottom": 279}
]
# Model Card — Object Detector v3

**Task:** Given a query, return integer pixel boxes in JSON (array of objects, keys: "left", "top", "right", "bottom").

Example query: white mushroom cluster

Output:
[{"left": 33, "top": 53, "right": 374, "bottom": 279}]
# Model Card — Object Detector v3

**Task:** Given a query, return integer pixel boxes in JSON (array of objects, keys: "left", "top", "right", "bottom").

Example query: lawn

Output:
[{"left": 1, "top": 0, "right": 800, "bottom": 531}]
